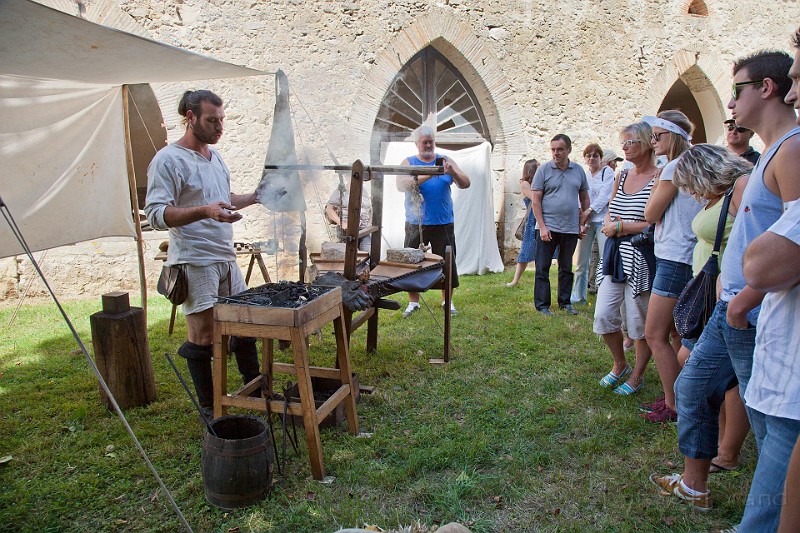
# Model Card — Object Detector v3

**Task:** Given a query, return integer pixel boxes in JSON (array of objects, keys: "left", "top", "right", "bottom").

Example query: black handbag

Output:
[
  {"left": 157, "top": 264, "right": 189, "bottom": 305},
  {"left": 673, "top": 187, "right": 733, "bottom": 339},
  {"left": 515, "top": 206, "right": 530, "bottom": 241}
]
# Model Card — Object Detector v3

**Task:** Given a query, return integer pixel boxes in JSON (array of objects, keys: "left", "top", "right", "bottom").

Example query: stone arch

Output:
[
  {"left": 345, "top": 8, "right": 528, "bottom": 256},
  {"left": 642, "top": 49, "right": 731, "bottom": 145},
  {"left": 347, "top": 8, "right": 527, "bottom": 165}
]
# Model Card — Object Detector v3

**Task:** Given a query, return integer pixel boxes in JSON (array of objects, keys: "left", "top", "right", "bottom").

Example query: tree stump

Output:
[{"left": 90, "top": 292, "right": 157, "bottom": 409}]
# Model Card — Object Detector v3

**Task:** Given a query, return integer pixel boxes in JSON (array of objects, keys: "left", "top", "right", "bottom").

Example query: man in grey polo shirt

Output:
[{"left": 531, "top": 134, "right": 590, "bottom": 316}]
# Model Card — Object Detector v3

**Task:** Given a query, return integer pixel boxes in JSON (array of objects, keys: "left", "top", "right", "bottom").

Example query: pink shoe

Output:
[
  {"left": 638, "top": 397, "right": 666, "bottom": 413},
  {"left": 641, "top": 403, "right": 677, "bottom": 423}
]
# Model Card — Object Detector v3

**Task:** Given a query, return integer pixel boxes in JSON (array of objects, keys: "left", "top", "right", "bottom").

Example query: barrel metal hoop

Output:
[{"left": 204, "top": 441, "right": 271, "bottom": 457}]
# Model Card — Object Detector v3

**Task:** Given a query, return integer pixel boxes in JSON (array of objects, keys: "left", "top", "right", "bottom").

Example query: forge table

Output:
[{"left": 211, "top": 285, "right": 358, "bottom": 480}]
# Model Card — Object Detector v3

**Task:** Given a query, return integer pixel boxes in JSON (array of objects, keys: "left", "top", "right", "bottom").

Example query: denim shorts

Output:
[{"left": 652, "top": 258, "right": 693, "bottom": 298}]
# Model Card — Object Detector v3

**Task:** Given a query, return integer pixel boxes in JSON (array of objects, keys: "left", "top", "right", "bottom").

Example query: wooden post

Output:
[
  {"left": 366, "top": 171, "right": 383, "bottom": 353},
  {"left": 443, "top": 246, "right": 453, "bottom": 363},
  {"left": 121, "top": 85, "right": 148, "bottom": 318},
  {"left": 90, "top": 292, "right": 157, "bottom": 409}
]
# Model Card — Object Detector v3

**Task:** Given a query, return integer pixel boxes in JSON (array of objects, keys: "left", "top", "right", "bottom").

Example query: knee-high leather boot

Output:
[
  {"left": 229, "top": 336, "right": 261, "bottom": 385},
  {"left": 178, "top": 341, "right": 214, "bottom": 410}
]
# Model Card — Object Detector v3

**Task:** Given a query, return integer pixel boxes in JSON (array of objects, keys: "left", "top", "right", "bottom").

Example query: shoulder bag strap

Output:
[{"left": 711, "top": 186, "right": 734, "bottom": 256}]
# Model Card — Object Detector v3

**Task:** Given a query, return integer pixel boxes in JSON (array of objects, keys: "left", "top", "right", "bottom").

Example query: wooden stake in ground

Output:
[{"left": 90, "top": 292, "right": 157, "bottom": 409}]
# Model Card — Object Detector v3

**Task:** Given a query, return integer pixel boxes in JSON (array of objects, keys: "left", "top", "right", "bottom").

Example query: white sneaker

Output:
[
  {"left": 402, "top": 303, "right": 420, "bottom": 318},
  {"left": 441, "top": 301, "right": 457, "bottom": 315}
]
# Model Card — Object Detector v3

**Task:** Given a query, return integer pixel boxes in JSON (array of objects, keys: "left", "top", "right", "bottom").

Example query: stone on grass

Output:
[{"left": 434, "top": 523, "right": 472, "bottom": 533}]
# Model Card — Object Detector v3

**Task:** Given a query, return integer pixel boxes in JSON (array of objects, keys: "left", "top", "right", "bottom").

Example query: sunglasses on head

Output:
[{"left": 726, "top": 123, "right": 750, "bottom": 133}]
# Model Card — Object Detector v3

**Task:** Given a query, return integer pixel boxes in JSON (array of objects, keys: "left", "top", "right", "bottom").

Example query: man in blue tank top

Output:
[
  {"left": 651, "top": 49, "right": 800, "bottom": 525},
  {"left": 396, "top": 125, "right": 471, "bottom": 317}
]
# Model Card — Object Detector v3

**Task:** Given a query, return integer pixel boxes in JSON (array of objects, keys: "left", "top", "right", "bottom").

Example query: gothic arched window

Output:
[{"left": 374, "top": 47, "right": 489, "bottom": 144}]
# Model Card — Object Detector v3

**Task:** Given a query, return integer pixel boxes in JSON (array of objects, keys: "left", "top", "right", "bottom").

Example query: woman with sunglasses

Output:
[
  {"left": 594, "top": 122, "right": 658, "bottom": 395},
  {"left": 639, "top": 110, "right": 705, "bottom": 421},
  {"left": 571, "top": 143, "right": 615, "bottom": 305}
]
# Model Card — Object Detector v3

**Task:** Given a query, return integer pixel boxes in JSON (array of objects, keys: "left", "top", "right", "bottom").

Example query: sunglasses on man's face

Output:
[
  {"left": 731, "top": 79, "right": 764, "bottom": 100},
  {"left": 726, "top": 124, "right": 750, "bottom": 133}
]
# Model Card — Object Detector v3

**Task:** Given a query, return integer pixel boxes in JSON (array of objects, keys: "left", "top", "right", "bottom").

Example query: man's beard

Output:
[{"left": 192, "top": 123, "right": 221, "bottom": 145}]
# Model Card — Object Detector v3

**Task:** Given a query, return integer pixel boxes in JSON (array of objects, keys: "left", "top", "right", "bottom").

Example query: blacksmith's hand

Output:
[
  {"left": 208, "top": 201, "right": 243, "bottom": 223},
  {"left": 442, "top": 157, "right": 452, "bottom": 174}
]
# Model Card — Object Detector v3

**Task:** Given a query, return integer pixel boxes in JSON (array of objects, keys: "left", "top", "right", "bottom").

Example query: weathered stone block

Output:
[
  {"left": 386, "top": 248, "right": 424, "bottom": 264},
  {"left": 321, "top": 242, "right": 347, "bottom": 260}
]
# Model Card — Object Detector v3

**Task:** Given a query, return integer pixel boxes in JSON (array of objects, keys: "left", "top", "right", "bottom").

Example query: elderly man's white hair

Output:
[{"left": 414, "top": 125, "right": 436, "bottom": 142}]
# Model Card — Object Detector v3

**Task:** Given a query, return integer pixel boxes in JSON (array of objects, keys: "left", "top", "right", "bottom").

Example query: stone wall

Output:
[{"left": 3, "top": 0, "right": 798, "bottom": 300}]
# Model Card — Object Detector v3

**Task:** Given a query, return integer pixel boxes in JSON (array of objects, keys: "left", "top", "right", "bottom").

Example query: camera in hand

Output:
[
  {"left": 435, "top": 156, "right": 444, "bottom": 167},
  {"left": 630, "top": 224, "right": 655, "bottom": 248}
]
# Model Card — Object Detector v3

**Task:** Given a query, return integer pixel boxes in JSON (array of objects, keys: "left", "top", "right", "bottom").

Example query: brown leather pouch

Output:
[{"left": 156, "top": 264, "right": 188, "bottom": 305}]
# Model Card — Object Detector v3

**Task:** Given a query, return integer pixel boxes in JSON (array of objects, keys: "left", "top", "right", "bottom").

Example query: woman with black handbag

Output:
[
  {"left": 671, "top": 144, "right": 752, "bottom": 473},
  {"left": 594, "top": 122, "right": 658, "bottom": 395}
]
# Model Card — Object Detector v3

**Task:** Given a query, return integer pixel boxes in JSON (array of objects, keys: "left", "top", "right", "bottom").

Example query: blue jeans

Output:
[
  {"left": 571, "top": 222, "right": 607, "bottom": 304},
  {"left": 739, "top": 415, "right": 800, "bottom": 532},
  {"left": 674, "top": 300, "right": 760, "bottom": 459},
  {"left": 652, "top": 257, "right": 693, "bottom": 299}
]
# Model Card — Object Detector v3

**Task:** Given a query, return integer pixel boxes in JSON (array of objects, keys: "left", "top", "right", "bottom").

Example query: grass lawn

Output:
[{"left": 0, "top": 270, "right": 755, "bottom": 532}]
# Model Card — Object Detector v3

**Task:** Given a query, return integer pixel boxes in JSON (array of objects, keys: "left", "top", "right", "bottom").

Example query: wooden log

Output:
[{"left": 90, "top": 296, "right": 157, "bottom": 410}]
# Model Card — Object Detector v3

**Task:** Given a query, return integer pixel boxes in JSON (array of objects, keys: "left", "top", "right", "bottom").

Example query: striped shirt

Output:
[{"left": 598, "top": 170, "right": 655, "bottom": 295}]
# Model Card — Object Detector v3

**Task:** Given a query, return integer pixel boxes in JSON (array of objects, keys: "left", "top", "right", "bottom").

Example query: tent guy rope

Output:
[{"left": 0, "top": 194, "right": 194, "bottom": 533}]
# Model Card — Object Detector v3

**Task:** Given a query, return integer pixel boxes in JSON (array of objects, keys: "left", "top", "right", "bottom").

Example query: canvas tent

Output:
[{"left": 0, "top": 0, "right": 267, "bottom": 306}]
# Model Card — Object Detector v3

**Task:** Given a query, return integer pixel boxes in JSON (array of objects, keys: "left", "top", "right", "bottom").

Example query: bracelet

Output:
[
  {"left": 616, "top": 221, "right": 621, "bottom": 235},
  {"left": 620, "top": 220, "right": 624, "bottom": 235}
]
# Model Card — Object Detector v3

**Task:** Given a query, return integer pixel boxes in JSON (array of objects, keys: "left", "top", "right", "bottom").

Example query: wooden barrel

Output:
[{"left": 201, "top": 415, "right": 273, "bottom": 509}]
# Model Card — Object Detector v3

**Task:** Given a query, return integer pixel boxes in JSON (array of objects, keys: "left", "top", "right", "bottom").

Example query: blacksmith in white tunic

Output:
[{"left": 144, "top": 90, "right": 261, "bottom": 416}]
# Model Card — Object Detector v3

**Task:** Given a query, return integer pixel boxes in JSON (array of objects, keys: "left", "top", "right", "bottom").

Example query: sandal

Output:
[
  {"left": 614, "top": 376, "right": 644, "bottom": 395},
  {"left": 599, "top": 365, "right": 632, "bottom": 389},
  {"left": 709, "top": 460, "right": 739, "bottom": 474}
]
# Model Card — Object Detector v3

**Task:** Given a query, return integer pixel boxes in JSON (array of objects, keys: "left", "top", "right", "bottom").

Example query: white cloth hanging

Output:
[{"left": 381, "top": 141, "right": 504, "bottom": 275}]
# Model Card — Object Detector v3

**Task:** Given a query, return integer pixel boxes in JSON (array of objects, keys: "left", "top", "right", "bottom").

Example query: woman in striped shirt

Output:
[{"left": 595, "top": 122, "right": 658, "bottom": 395}]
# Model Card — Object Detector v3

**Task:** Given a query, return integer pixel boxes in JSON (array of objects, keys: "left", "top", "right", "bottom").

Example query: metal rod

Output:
[
  {"left": 263, "top": 164, "right": 445, "bottom": 175},
  {"left": 164, "top": 352, "right": 218, "bottom": 438},
  {"left": 0, "top": 200, "right": 194, "bottom": 533}
]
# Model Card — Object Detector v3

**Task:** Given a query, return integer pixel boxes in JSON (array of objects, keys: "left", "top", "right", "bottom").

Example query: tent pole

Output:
[{"left": 122, "top": 84, "right": 148, "bottom": 319}]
